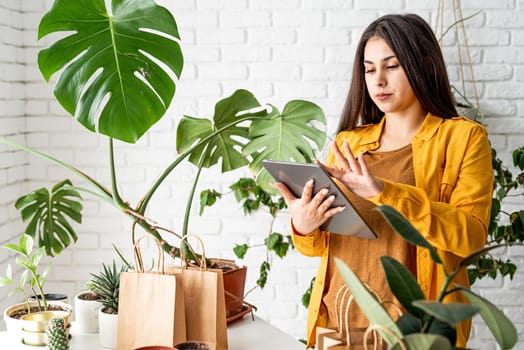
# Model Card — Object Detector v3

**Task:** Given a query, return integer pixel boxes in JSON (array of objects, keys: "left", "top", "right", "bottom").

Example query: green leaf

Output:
[
  {"left": 14, "top": 180, "right": 83, "bottom": 257},
  {"left": 302, "top": 277, "right": 315, "bottom": 308},
  {"left": 267, "top": 233, "right": 289, "bottom": 258},
  {"left": 380, "top": 256, "right": 426, "bottom": 319},
  {"left": 460, "top": 287, "right": 518, "bottom": 349},
  {"left": 233, "top": 244, "right": 248, "bottom": 259},
  {"left": 244, "top": 100, "right": 326, "bottom": 192},
  {"left": 38, "top": 0, "right": 183, "bottom": 143},
  {"left": 199, "top": 189, "right": 222, "bottom": 215},
  {"left": 335, "top": 258, "right": 403, "bottom": 346},
  {"left": 459, "top": 243, "right": 507, "bottom": 267},
  {"left": 391, "top": 333, "right": 452, "bottom": 350},
  {"left": 257, "top": 261, "right": 270, "bottom": 289},
  {"left": 412, "top": 300, "right": 479, "bottom": 325},
  {"left": 376, "top": 206, "right": 442, "bottom": 264},
  {"left": 176, "top": 89, "right": 261, "bottom": 171}
]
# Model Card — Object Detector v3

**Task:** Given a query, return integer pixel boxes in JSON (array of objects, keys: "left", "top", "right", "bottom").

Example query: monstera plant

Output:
[
  {"left": 0, "top": 0, "right": 326, "bottom": 265},
  {"left": 335, "top": 205, "right": 518, "bottom": 349}
]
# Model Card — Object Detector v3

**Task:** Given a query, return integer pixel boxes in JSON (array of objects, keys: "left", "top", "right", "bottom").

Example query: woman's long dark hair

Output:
[{"left": 337, "top": 13, "right": 458, "bottom": 133}]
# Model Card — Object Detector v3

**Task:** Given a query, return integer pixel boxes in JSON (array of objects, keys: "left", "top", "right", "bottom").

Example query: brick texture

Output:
[{"left": 0, "top": 1, "right": 523, "bottom": 348}]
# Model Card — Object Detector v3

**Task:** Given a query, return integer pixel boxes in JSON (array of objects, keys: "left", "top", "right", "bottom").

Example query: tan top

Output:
[{"left": 323, "top": 144, "right": 416, "bottom": 330}]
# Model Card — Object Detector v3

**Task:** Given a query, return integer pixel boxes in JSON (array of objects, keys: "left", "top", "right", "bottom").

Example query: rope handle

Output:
[
  {"left": 179, "top": 234, "right": 207, "bottom": 270},
  {"left": 132, "top": 234, "right": 165, "bottom": 274},
  {"left": 363, "top": 324, "right": 407, "bottom": 350}
]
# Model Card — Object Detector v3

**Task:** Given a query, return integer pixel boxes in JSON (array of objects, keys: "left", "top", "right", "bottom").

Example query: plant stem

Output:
[
  {"left": 109, "top": 138, "right": 125, "bottom": 209},
  {"left": 137, "top": 114, "right": 266, "bottom": 214}
]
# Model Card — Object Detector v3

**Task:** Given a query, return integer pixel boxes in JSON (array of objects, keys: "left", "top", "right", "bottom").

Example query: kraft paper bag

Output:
[
  {"left": 117, "top": 234, "right": 186, "bottom": 350},
  {"left": 315, "top": 286, "right": 387, "bottom": 350},
  {"left": 166, "top": 235, "right": 228, "bottom": 350}
]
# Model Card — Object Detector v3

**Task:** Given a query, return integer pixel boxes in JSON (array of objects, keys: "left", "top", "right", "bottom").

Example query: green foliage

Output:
[
  {"left": 469, "top": 146, "right": 524, "bottom": 284},
  {"left": 38, "top": 0, "right": 183, "bottom": 143},
  {"left": 87, "top": 260, "right": 128, "bottom": 314},
  {"left": 202, "top": 177, "right": 292, "bottom": 289},
  {"left": 335, "top": 205, "right": 518, "bottom": 349},
  {"left": 301, "top": 277, "right": 315, "bottom": 308},
  {"left": 0, "top": 234, "right": 50, "bottom": 312},
  {"left": 15, "top": 180, "right": 83, "bottom": 257}
]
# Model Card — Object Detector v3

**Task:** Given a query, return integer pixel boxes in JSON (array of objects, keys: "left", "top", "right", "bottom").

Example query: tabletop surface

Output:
[{"left": 1, "top": 315, "right": 305, "bottom": 350}]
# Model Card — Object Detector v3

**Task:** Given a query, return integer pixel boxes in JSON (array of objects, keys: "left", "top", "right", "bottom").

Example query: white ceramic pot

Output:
[
  {"left": 3, "top": 301, "right": 72, "bottom": 343},
  {"left": 74, "top": 291, "right": 102, "bottom": 333},
  {"left": 98, "top": 308, "right": 118, "bottom": 349}
]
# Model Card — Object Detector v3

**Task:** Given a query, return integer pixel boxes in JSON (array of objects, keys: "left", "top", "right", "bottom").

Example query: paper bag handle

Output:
[
  {"left": 179, "top": 234, "right": 207, "bottom": 270},
  {"left": 363, "top": 324, "right": 407, "bottom": 350},
  {"left": 133, "top": 233, "right": 165, "bottom": 274}
]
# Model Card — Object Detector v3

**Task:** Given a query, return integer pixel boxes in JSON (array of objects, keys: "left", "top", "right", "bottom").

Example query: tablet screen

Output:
[{"left": 262, "top": 160, "right": 376, "bottom": 239}]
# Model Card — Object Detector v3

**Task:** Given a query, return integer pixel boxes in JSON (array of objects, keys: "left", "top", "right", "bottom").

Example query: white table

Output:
[{"left": 0, "top": 315, "right": 305, "bottom": 350}]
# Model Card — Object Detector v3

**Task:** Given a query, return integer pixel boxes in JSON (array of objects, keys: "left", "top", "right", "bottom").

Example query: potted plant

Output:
[
  {"left": 0, "top": 234, "right": 72, "bottom": 341},
  {"left": 334, "top": 205, "right": 518, "bottom": 349},
  {"left": 73, "top": 290, "right": 102, "bottom": 334},
  {"left": 0, "top": 0, "right": 326, "bottom": 320},
  {"left": 87, "top": 260, "right": 128, "bottom": 349}
]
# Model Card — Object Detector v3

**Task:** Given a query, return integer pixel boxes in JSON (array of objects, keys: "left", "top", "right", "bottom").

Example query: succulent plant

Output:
[
  {"left": 86, "top": 260, "right": 128, "bottom": 314},
  {"left": 47, "top": 318, "right": 69, "bottom": 350}
]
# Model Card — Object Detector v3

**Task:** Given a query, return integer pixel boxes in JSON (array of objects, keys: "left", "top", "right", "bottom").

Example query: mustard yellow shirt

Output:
[{"left": 293, "top": 113, "right": 493, "bottom": 348}]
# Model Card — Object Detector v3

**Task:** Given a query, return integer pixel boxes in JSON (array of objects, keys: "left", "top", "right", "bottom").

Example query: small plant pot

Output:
[
  {"left": 3, "top": 301, "right": 72, "bottom": 342},
  {"left": 20, "top": 310, "right": 72, "bottom": 346},
  {"left": 99, "top": 308, "right": 118, "bottom": 349},
  {"left": 29, "top": 293, "right": 69, "bottom": 305},
  {"left": 74, "top": 291, "right": 102, "bottom": 333},
  {"left": 174, "top": 341, "right": 212, "bottom": 350}
]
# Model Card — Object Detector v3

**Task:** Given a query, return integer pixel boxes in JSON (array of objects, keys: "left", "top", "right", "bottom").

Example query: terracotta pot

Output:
[
  {"left": 175, "top": 341, "right": 211, "bottom": 350},
  {"left": 222, "top": 265, "right": 247, "bottom": 318}
]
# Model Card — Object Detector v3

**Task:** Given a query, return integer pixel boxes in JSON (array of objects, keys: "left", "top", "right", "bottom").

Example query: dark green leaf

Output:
[
  {"left": 199, "top": 189, "right": 222, "bottom": 215},
  {"left": 14, "top": 180, "right": 83, "bottom": 257},
  {"left": 302, "top": 277, "right": 315, "bottom": 308},
  {"left": 256, "top": 261, "right": 270, "bottom": 289},
  {"left": 380, "top": 256, "right": 425, "bottom": 318},
  {"left": 244, "top": 100, "right": 326, "bottom": 192},
  {"left": 176, "top": 89, "right": 260, "bottom": 171},
  {"left": 233, "top": 244, "right": 248, "bottom": 259},
  {"left": 459, "top": 287, "right": 518, "bottom": 349},
  {"left": 38, "top": 0, "right": 183, "bottom": 143},
  {"left": 460, "top": 244, "right": 507, "bottom": 267},
  {"left": 396, "top": 314, "right": 422, "bottom": 335},
  {"left": 412, "top": 300, "right": 479, "bottom": 325},
  {"left": 376, "top": 205, "right": 442, "bottom": 264}
]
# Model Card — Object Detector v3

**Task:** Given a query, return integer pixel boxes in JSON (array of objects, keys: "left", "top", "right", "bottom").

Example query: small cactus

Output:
[{"left": 47, "top": 317, "right": 69, "bottom": 350}]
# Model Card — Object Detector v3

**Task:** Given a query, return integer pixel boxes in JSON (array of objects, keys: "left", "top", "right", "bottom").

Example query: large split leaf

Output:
[
  {"left": 176, "top": 89, "right": 262, "bottom": 171},
  {"left": 14, "top": 180, "right": 83, "bottom": 257},
  {"left": 38, "top": 0, "right": 183, "bottom": 143},
  {"left": 244, "top": 100, "right": 326, "bottom": 190}
]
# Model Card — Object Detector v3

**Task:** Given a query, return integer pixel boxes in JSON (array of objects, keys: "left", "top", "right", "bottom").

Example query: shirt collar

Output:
[{"left": 359, "top": 112, "right": 443, "bottom": 148}]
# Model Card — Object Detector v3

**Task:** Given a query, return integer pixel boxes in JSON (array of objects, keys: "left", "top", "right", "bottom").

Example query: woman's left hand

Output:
[{"left": 319, "top": 140, "right": 383, "bottom": 198}]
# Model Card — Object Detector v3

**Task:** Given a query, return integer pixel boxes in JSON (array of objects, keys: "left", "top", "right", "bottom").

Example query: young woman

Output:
[{"left": 274, "top": 13, "right": 493, "bottom": 348}]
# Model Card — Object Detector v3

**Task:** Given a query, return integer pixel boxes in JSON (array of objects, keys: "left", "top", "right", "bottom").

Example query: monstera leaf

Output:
[
  {"left": 176, "top": 89, "right": 262, "bottom": 171},
  {"left": 244, "top": 100, "right": 326, "bottom": 190},
  {"left": 14, "top": 180, "right": 83, "bottom": 257},
  {"left": 38, "top": 0, "right": 183, "bottom": 143}
]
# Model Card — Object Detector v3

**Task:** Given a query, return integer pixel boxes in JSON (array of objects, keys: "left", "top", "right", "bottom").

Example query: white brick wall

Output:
[{"left": 1, "top": 0, "right": 523, "bottom": 348}]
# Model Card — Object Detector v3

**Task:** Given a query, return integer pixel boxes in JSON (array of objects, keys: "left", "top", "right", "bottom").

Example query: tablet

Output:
[{"left": 262, "top": 160, "right": 376, "bottom": 239}]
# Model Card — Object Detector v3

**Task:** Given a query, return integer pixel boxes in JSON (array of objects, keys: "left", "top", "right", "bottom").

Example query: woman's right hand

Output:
[{"left": 273, "top": 179, "right": 345, "bottom": 235}]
